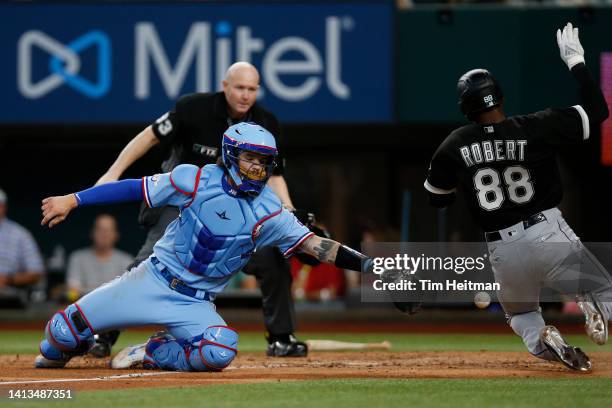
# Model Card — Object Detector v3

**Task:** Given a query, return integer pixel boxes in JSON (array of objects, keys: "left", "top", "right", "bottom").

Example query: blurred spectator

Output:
[
  {"left": 0, "top": 188, "right": 45, "bottom": 303},
  {"left": 225, "top": 271, "right": 258, "bottom": 292},
  {"left": 290, "top": 257, "right": 345, "bottom": 302},
  {"left": 66, "top": 214, "right": 133, "bottom": 358},
  {"left": 66, "top": 214, "right": 133, "bottom": 299}
]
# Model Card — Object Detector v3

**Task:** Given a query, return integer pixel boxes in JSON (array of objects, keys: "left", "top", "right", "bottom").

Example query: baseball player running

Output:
[
  {"left": 35, "top": 123, "right": 369, "bottom": 372},
  {"left": 425, "top": 23, "right": 611, "bottom": 371}
]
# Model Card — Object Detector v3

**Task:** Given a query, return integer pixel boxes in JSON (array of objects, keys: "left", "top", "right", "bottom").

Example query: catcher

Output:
[{"left": 35, "top": 123, "right": 370, "bottom": 372}]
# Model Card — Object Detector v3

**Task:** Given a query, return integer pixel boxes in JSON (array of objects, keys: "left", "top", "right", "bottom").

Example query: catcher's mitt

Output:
[{"left": 380, "top": 268, "right": 422, "bottom": 315}]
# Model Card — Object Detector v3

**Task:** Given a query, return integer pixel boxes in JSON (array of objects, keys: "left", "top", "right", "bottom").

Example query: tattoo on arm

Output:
[{"left": 313, "top": 239, "right": 338, "bottom": 263}]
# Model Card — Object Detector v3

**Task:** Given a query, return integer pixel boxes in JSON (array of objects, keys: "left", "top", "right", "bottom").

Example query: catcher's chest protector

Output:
[{"left": 173, "top": 166, "right": 280, "bottom": 279}]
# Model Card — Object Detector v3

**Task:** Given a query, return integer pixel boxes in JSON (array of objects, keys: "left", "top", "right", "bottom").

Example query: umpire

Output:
[{"left": 95, "top": 62, "right": 307, "bottom": 357}]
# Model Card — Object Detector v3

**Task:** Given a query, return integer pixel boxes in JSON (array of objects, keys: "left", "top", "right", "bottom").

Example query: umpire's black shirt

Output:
[{"left": 150, "top": 92, "right": 284, "bottom": 175}]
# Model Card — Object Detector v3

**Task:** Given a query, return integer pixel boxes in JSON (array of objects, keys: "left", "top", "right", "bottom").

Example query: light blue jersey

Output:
[
  {"left": 37, "top": 123, "right": 313, "bottom": 372},
  {"left": 143, "top": 164, "right": 313, "bottom": 294}
]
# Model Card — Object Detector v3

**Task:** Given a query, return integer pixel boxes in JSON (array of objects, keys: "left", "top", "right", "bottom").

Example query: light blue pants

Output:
[{"left": 76, "top": 259, "right": 225, "bottom": 340}]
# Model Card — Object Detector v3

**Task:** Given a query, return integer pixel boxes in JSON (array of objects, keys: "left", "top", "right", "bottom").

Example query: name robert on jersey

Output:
[{"left": 459, "top": 139, "right": 527, "bottom": 167}]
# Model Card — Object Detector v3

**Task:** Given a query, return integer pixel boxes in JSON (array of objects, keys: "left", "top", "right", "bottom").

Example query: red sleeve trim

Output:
[
  {"left": 142, "top": 177, "right": 152, "bottom": 208},
  {"left": 170, "top": 172, "right": 194, "bottom": 196},
  {"left": 283, "top": 232, "right": 315, "bottom": 257}
]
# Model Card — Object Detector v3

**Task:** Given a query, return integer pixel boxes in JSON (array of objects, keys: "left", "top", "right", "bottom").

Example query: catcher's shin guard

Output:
[
  {"left": 41, "top": 304, "right": 94, "bottom": 358},
  {"left": 36, "top": 340, "right": 72, "bottom": 368},
  {"left": 144, "top": 326, "right": 238, "bottom": 372}
]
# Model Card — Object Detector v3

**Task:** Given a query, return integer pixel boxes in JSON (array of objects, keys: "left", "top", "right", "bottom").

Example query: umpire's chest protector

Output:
[{"left": 173, "top": 165, "right": 281, "bottom": 279}]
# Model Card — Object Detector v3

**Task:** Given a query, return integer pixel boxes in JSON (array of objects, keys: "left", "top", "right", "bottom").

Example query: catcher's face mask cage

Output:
[{"left": 222, "top": 123, "right": 277, "bottom": 196}]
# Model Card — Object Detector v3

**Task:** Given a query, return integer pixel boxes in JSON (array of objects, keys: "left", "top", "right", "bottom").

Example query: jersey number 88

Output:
[{"left": 473, "top": 166, "right": 534, "bottom": 211}]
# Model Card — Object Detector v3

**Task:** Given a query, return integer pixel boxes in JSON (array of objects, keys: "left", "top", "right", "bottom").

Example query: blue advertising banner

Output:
[{"left": 1, "top": 2, "right": 392, "bottom": 124}]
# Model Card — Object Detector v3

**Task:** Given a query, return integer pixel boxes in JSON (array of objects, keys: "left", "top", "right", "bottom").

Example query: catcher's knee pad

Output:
[
  {"left": 44, "top": 304, "right": 94, "bottom": 354},
  {"left": 189, "top": 325, "right": 238, "bottom": 372},
  {"left": 143, "top": 334, "right": 192, "bottom": 372},
  {"left": 144, "top": 327, "right": 238, "bottom": 372}
]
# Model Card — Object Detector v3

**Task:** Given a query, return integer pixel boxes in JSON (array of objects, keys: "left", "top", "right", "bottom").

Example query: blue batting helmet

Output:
[{"left": 222, "top": 122, "right": 277, "bottom": 196}]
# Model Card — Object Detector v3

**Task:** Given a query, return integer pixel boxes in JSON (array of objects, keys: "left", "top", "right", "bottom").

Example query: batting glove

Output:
[{"left": 556, "top": 22, "right": 585, "bottom": 70}]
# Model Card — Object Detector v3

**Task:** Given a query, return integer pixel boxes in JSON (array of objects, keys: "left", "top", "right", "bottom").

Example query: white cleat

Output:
[
  {"left": 576, "top": 293, "right": 608, "bottom": 345},
  {"left": 34, "top": 354, "right": 69, "bottom": 369},
  {"left": 540, "top": 325, "right": 592, "bottom": 372},
  {"left": 111, "top": 343, "right": 146, "bottom": 369}
]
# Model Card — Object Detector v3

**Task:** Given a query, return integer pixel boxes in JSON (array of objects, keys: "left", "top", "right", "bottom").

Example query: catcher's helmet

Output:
[
  {"left": 457, "top": 69, "right": 503, "bottom": 118},
  {"left": 222, "top": 122, "right": 277, "bottom": 196}
]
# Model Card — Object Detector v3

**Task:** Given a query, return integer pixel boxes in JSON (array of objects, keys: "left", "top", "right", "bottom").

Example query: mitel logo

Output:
[
  {"left": 16, "top": 16, "right": 352, "bottom": 103},
  {"left": 18, "top": 30, "right": 111, "bottom": 99},
  {"left": 135, "top": 17, "right": 353, "bottom": 102}
]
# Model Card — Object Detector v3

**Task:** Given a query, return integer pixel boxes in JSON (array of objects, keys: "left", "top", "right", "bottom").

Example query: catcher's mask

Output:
[{"left": 222, "top": 122, "right": 277, "bottom": 196}]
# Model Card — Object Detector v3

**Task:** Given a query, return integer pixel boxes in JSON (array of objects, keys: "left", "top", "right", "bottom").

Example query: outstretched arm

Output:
[
  {"left": 298, "top": 235, "right": 370, "bottom": 272},
  {"left": 267, "top": 175, "right": 295, "bottom": 211},
  {"left": 41, "top": 179, "right": 143, "bottom": 228},
  {"left": 557, "top": 22, "right": 609, "bottom": 127},
  {"left": 96, "top": 126, "right": 159, "bottom": 185}
]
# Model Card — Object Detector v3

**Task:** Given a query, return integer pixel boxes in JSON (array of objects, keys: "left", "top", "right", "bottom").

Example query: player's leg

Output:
[
  {"left": 506, "top": 309, "right": 547, "bottom": 357},
  {"left": 36, "top": 303, "right": 95, "bottom": 368},
  {"left": 36, "top": 260, "right": 172, "bottom": 368},
  {"left": 500, "top": 210, "right": 591, "bottom": 370},
  {"left": 486, "top": 230, "right": 587, "bottom": 368},
  {"left": 542, "top": 214, "right": 612, "bottom": 344},
  {"left": 488, "top": 236, "right": 545, "bottom": 356},
  {"left": 140, "top": 325, "right": 238, "bottom": 372},
  {"left": 504, "top": 304, "right": 590, "bottom": 370},
  {"left": 114, "top": 300, "right": 238, "bottom": 372},
  {"left": 242, "top": 246, "right": 307, "bottom": 357},
  {"left": 88, "top": 207, "right": 180, "bottom": 358}
]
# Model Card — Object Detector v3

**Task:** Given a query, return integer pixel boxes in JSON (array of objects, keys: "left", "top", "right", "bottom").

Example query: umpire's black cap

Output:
[{"left": 457, "top": 69, "right": 503, "bottom": 118}]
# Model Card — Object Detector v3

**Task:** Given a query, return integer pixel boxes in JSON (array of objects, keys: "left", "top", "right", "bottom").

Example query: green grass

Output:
[
  {"left": 3, "top": 330, "right": 612, "bottom": 408},
  {"left": 5, "top": 378, "right": 612, "bottom": 408},
  {"left": 2, "top": 330, "right": 612, "bottom": 354}
]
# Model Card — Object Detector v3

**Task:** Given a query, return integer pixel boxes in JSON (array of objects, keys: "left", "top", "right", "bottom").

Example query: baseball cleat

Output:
[
  {"left": 540, "top": 325, "right": 592, "bottom": 372},
  {"left": 89, "top": 338, "right": 112, "bottom": 358},
  {"left": 110, "top": 343, "right": 146, "bottom": 369},
  {"left": 576, "top": 292, "right": 608, "bottom": 345},
  {"left": 34, "top": 354, "right": 70, "bottom": 369},
  {"left": 266, "top": 334, "right": 308, "bottom": 357}
]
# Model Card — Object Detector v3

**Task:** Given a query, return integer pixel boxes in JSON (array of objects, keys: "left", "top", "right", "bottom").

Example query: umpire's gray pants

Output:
[{"left": 486, "top": 207, "right": 612, "bottom": 357}]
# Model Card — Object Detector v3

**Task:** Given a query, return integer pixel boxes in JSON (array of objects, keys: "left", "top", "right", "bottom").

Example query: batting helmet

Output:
[{"left": 457, "top": 69, "right": 503, "bottom": 118}]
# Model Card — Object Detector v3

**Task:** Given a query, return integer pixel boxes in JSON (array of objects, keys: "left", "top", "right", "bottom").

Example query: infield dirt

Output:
[{"left": 2, "top": 351, "right": 612, "bottom": 392}]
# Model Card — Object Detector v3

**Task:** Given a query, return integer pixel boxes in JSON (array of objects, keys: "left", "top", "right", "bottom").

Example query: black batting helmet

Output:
[{"left": 457, "top": 69, "right": 503, "bottom": 118}]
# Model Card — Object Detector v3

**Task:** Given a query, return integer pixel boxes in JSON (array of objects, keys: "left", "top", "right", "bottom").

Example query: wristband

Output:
[{"left": 334, "top": 245, "right": 370, "bottom": 272}]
